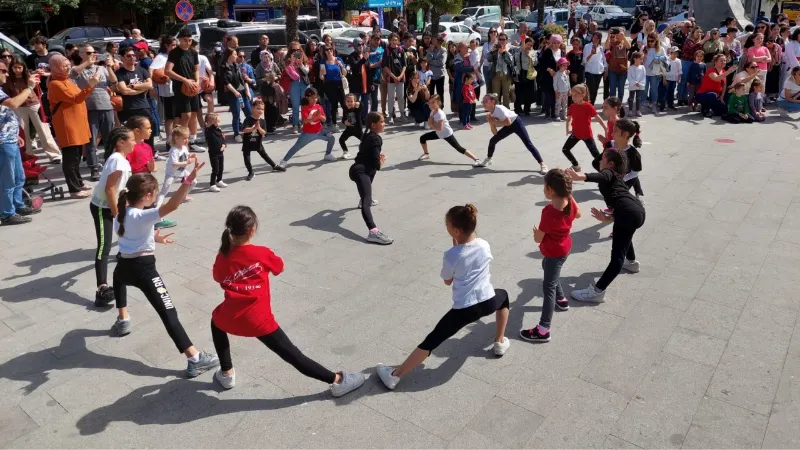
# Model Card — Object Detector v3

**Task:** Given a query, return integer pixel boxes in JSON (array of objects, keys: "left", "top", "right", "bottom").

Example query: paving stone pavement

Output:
[{"left": 1, "top": 101, "right": 799, "bottom": 449}]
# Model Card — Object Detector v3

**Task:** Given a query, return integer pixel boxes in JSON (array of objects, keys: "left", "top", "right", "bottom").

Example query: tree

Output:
[
  {"left": 285, "top": 0, "right": 300, "bottom": 42},
  {"left": 536, "top": 0, "right": 544, "bottom": 28},
  {"left": 407, "top": 0, "right": 462, "bottom": 41},
  {"left": 0, "top": 0, "right": 79, "bottom": 17}
]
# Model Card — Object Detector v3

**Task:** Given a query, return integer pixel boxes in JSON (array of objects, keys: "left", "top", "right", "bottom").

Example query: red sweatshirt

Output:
[
  {"left": 462, "top": 83, "right": 477, "bottom": 104},
  {"left": 212, "top": 245, "right": 285, "bottom": 337}
]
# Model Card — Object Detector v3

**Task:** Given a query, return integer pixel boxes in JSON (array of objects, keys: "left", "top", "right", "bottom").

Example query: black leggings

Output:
[
  {"left": 90, "top": 203, "right": 113, "bottom": 287},
  {"left": 722, "top": 114, "right": 754, "bottom": 124},
  {"left": 113, "top": 255, "right": 193, "bottom": 353},
  {"left": 243, "top": 145, "right": 276, "bottom": 173},
  {"left": 626, "top": 177, "right": 644, "bottom": 196},
  {"left": 209, "top": 154, "right": 224, "bottom": 185},
  {"left": 487, "top": 117, "right": 543, "bottom": 163},
  {"left": 211, "top": 321, "right": 336, "bottom": 383},
  {"left": 62, "top": 145, "right": 84, "bottom": 193},
  {"left": 339, "top": 127, "right": 363, "bottom": 153},
  {"left": 349, "top": 164, "right": 376, "bottom": 230},
  {"left": 562, "top": 135, "right": 600, "bottom": 167},
  {"left": 420, "top": 131, "right": 466, "bottom": 154},
  {"left": 595, "top": 207, "right": 645, "bottom": 291},
  {"left": 431, "top": 77, "right": 446, "bottom": 107},
  {"left": 585, "top": 72, "right": 602, "bottom": 105},
  {"left": 419, "top": 289, "right": 509, "bottom": 352},
  {"left": 323, "top": 80, "right": 346, "bottom": 124}
]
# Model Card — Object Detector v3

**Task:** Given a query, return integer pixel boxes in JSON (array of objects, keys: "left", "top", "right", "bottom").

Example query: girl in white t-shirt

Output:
[
  {"left": 376, "top": 204, "right": 510, "bottom": 390},
  {"left": 417, "top": 95, "right": 482, "bottom": 165},
  {"left": 477, "top": 94, "right": 549, "bottom": 173},
  {"left": 89, "top": 127, "right": 134, "bottom": 308},
  {"left": 112, "top": 164, "right": 220, "bottom": 379}
]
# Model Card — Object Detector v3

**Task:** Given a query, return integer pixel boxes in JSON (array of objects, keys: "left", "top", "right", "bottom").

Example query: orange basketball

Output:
[
  {"left": 110, "top": 95, "right": 123, "bottom": 112},
  {"left": 181, "top": 81, "right": 201, "bottom": 96},
  {"left": 152, "top": 68, "right": 169, "bottom": 84},
  {"left": 200, "top": 77, "right": 215, "bottom": 94}
]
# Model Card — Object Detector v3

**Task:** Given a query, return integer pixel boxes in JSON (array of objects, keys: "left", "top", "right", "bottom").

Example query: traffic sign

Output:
[{"left": 175, "top": 0, "right": 194, "bottom": 22}]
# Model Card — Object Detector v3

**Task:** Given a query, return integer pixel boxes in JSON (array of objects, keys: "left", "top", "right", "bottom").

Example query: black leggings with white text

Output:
[
  {"left": 113, "top": 255, "right": 193, "bottom": 353},
  {"left": 211, "top": 321, "right": 336, "bottom": 383},
  {"left": 420, "top": 131, "right": 466, "bottom": 154},
  {"left": 90, "top": 203, "right": 113, "bottom": 287}
]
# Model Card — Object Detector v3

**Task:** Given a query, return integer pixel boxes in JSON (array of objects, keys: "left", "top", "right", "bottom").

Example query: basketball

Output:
[
  {"left": 110, "top": 95, "right": 122, "bottom": 112},
  {"left": 200, "top": 77, "right": 215, "bottom": 94},
  {"left": 152, "top": 68, "right": 169, "bottom": 84},
  {"left": 181, "top": 81, "right": 200, "bottom": 96}
]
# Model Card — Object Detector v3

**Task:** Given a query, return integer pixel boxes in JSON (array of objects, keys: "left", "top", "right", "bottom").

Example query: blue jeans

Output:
[
  {"left": 322, "top": 97, "right": 332, "bottom": 126},
  {"left": 229, "top": 94, "right": 253, "bottom": 136},
  {"left": 282, "top": 130, "right": 336, "bottom": 162},
  {"left": 0, "top": 142, "right": 25, "bottom": 219},
  {"left": 608, "top": 71, "right": 627, "bottom": 101},
  {"left": 290, "top": 81, "right": 307, "bottom": 127},
  {"left": 483, "top": 66, "right": 493, "bottom": 93},
  {"left": 664, "top": 80, "right": 677, "bottom": 107},
  {"left": 459, "top": 103, "right": 472, "bottom": 126},
  {"left": 149, "top": 97, "right": 161, "bottom": 136},
  {"left": 777, "top": 99, "right": 800, "bottom": 113},
  {"left": 645, "top": 75, "right": 661, "bottom": 105},
  {"left": 678, "top": 59, "right": 692, "bottom": 102},
  {"left": 696, "top": 92, "right": 728, "bottom": 116}
]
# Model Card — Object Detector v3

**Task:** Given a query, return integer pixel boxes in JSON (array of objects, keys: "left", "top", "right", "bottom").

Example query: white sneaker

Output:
[
  {"left": 389, "top": 117, "right": 395, "bottom": 125},
  {"left": 358, "top": 199, "right": 379, "bottom": 208},
  {"left": 234, "top": 135, "right": 243, "bottom": 143},
  {"left": 476, "top": 157, "right": 492, "bottom": 168},
  {"left": 623, "top": 259, "right": 640, "bottom": 273},
  {"left": 423, "top": 122, "right": 430, "bottom": 130},
  {"left": 540, "top": 163, "right": 549, "bottom": 174},
  {"left": 571, "top": 284, "right": 606, "bottom": 303},
  {"left": 418, "top": 153, "right": 430, "bottom": 161},
  {"left": 214, "top": 369, "right": 235, "bottom": 389},
  {"left": 278, "top": 160, "right": 288, "bottom": 169},
  {"left": 493, "top": 337, "right": 510, "bottom": 356},
  {"left": 216, "top": 181, "right": 228, "bottom": 188},
  {"left": 324, "top": 153, "right": 337, "bottom": 161},
  {"left": 154, "top": 154, "right": 167, "bottom": 161},
  {"left": 376, "top": 364, "right": 400, "bottom": 390},
  {"left": 330, "top": 371, "right": 365, "bottom": 397},
  {"left": 341, "top": 151, "right": 353, "bottom": 160},
  {"left": 209, "top": 185, "right": 221, "bottom": 193},
  {"left": 472, "top": 159, "right": 484, "bottom": 168}
]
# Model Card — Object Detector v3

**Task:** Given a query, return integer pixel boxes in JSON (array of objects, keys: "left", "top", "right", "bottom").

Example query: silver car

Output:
[
  {"left": 333, "top": 28, "right": 389, "bottom": 56},
  {"left": 475, "top": 20, "right": 520, "bottom": 43}
]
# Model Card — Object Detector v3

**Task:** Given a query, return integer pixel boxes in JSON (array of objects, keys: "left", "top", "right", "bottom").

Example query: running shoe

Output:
[
  {"left": 154, "top": 154, "right": 167, "bottom": 161},
  {"left": 209, "top": 185, "right": 221, "bottom": 193},
  {"left": 520, "top": 326, "right": 551, "bottom": 343},
  {"left": 273, "top": 165, "right": 286, "bottom": 172},
  {"left": 323, "top": 153, "right": 337, "bottom": 161},
  {"left": 472, "top": 159, "right": 484, "bottom": 168},
  {"left": 214, "top": 369, "right": 235, "bottom": 389},
  {"left": 95, "top": 285, "right": 115, "bottom": 308},
  {"left": 539, "top": 163, "right": 549, "bottom": 174},
  {"left": 555, "top": 298, "right": 569, "bottom": 311},
  {"left": 330, "top": 371, "right": 366, "bottom": 397},
  {"left": 278, "top": 160, "right": 288, "bottom": 170},
  {"left": 186, "top": 351, "right": 220, "bottom": 378},
  {"left": 475, "top": 157, "right": 492, "bottom": 168},
  {"left": 623, "top": 259, "right": 640, "bottom": 273},
  {"left": 3, "top": 214, "right": 35, "bottom": 226},
  {"left": 114, "top": 317, "right": 131, "bottom": 336},
  {"left": 418, "top": 153, "right": 430, "bottom": 161},
  {"left": 234, "top": 135, "right": 243, "bottom": 143},
  {"left": 376, "top": 364, "right": 400, "bottom": 390},
  {"left": 155, "top": 219, "right": 177, "bottom": 229},
  {"left": 493, "top": 337, "right": 511, "bottom": 356},
  {"left": 341, "top": 151, "right": 354, "bottom": 160},
  {"left": 16, "top": 206, "right": 41, "bottom": 216},
  {"left": 216, "top": 181, "right": 228, "bottom": 188},
  {"left": 367, "top": 229, "right": 393, "bottom": 245},
  {"left": 246, "top": 172, "right": 255, "bottom": 181},
  {"left": 571, "top": 284, "right": 606, "bottom": 303}
]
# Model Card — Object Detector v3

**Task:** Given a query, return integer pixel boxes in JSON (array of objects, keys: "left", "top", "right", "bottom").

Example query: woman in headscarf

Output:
[
  {"left": 255, "top": 49, "right": 288, "bottom": 131},
  {"left": 48, "top": 54, "right": 99, "bottom": 198}
]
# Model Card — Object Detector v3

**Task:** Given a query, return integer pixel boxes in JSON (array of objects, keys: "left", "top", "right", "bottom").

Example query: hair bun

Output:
[{"left": 465, "top": 203, "right": 478, "bottom": 214}]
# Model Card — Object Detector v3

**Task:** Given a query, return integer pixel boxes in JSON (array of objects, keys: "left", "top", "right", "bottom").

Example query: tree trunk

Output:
[
  {"left": 536, "top": 0, "right": 545, "bottom": 28},
  {"left": 500, "top": 0, "right": 507, "bottom": 19},
  {"left": 286, "top": 4, "right": 299, "bottom": 42},
  {"left": 430, "top": 6, "right": 440, "bottom": 41}
]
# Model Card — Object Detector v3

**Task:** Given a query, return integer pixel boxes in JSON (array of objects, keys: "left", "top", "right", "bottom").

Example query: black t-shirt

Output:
[
  {"left": 585, "top": 168, "right": 643, "bottom": 213},
  {"left": 116, "top": 66, "right": 151, "bottom": 111},
  {"left": 242, "top": 116, "right": 265, "bottom": 150},
  {"left": 26, "top": 53, "right": 52, "bottom": 92},
  {"left": 382, "top": 47, "right": 406, "bottom": 77},
  {"left": 167, "top": 46, "right": 199, "bottom": 94},
  {"left": 342, "top": 106, "right": 362, "bottom": 130}
]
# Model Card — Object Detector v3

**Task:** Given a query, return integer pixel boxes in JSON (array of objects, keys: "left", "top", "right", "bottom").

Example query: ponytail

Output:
[
  {"left": 219, "top": 205, "right": 259, "bottom": 256},
  {"left": 116, "top": 190, "right": 129, "bottom": 237},
  {"left": 614, "top": 118, "right": 642, "bottom": 149},
  {"left": 116, "top": 173, "right": 159, "bottom": 238},
  {"left": 631, "top": 120, "right": 642, "bottom": 148},
  {"left": 219, "top": 227, "right": 233, "bottom": 255}
]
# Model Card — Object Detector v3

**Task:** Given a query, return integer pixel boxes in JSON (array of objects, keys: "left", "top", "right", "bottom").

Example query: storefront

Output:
[{"left": 229, "top": 0, "right": 284, "bottom": 21}]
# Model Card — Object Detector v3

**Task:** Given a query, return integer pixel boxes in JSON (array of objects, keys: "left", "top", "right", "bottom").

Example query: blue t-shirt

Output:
[
  {"left": 323, "top": 58, "right": 343, "bottom": 81},
  {"left": 0, "top": 91, "right": 20, "bottom": 145},
  {"left": 440, "top": 238, "right": 496, "bottom": 309},
  {"left": 368, "top": 46, "right": 384, "bottom": 83}
]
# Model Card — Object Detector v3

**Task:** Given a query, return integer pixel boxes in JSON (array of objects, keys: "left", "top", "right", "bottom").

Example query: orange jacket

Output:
[{"left": 47, "top": 79, "right": 94, "bottom": 148}]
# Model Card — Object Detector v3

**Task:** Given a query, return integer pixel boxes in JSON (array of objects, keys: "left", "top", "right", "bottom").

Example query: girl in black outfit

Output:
[
  {"left": 349, "top": 112, "right": 393, "bottom": 245},
  {"left": 241, "top": 100, "right": 285, "bottom": 181},
  {"left": 204, "top": 113, "right": 227, "bottom": 192},
  {"left": 566, "top": 147, "right": 645, "bottom": 304},
  {"left": 616, "top": 119, "right": 644, "bottom": 202},
  {"left": 339, "top": 94, "right": 362, "bottom": 159}
]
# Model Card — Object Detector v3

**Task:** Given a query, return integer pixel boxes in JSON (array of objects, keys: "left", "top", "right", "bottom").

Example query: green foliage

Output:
[
  {"left": 112, "top": 0, "right": 218, "bottom": 15},
  {"left": 0, "top": 0, "right": 80, "bottom": 17},
  {"left": 406, "top": 0, "right": 462, "bottom": 15},
  {"left": 542, "top": 23, "right": 566, "bottom": 36}
]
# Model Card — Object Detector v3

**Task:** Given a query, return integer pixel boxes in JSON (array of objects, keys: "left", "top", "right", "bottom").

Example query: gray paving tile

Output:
[
  {"left": 763, "top": 352, "right": 800, "bottom": 448},
  {"left": 602, "top": 434, "right": 642, "bottom": 449},
  {"left": 0, "top": 406, "right": 39, "bottom": 447},
  {"left": 678, "top": 299, "right": 741, "bottom": 340},
  {"left": 662, "top": 328, "right": 727, "bottom": 367},
  {"left": 466, "top": 396, "right": 544, "bottom": 448},
  {"left": 683, "top": 396, "right": 768, "bottom": 449}
]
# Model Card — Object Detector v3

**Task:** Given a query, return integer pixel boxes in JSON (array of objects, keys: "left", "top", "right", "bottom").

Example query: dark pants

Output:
[
  {"left": 61, "top": 145, "right": 84, "bottom": 193},
  {"left": 472, "top": 85, "right": 480, "bottom": 120},
  {"left": 431, "top": 77, "right": 446, "bottom": 107},
  {"left": 265, "top": 102, "right": 279, "bottom": 132},
  {"left": 114, "top": 255, "right": 193, "bottom": 353},
  {"left": 209, "top": 154, "right": 224, "bottom": 185},
  {"left": 420, "top": 131, "right": 467, "bottom": 154},
  {"left": 87, "top": 110, "right": 115, "bottom": 167},
  {"left": 323, "top": 80, "right": 346, "bottom": 124},
  {"left": 585, "top": 72, "right": 602, "bottom": 105},
  {"left": 459, "top": 103, "right": 473, "bottom": 126},
  {"left": 409, "top": 101, "right": 431, "bottom": 123},
  {"left": 625, "top": 177, "right": 644, "bottom": 196},
  {"left": 369, "top": 84, "right": 379, "bottom": 112},
  {"left": 349, "top": 163, "right": 376, "bottom": 230},
  {"left": 243, "top": 145, "right": 276, "bottom": 174},
  {"left": 664, "top": 80, "right": 677, "bottom": 107},
  {"left": 90, "top": 203, "right": 113, "bottom": 287},
  {"left": 487, "top": 117, "right": 543, "bottom": 163},
  {"left": 595, "top": 207, "right": 645, "bottom": 291},
  {"left": 515, "top": 72, "right": 534, "bottom": 114},
  {"left": 696, "top": 92, "right": 727, "bottom": 116},
  {"left": 419, "top": 289, "right": 509, "bottom": 352},
  {"left": 540, "top": 255, "right": 567, "bottom": 329},
  {"left": 722, "top": 114, "right": 754, "bottom": 124},
  {"left": 211, "top": 321, "right": 336, "bottom": 383},
  {"left": 541, "top": 89, "right": 556, "bottom": 117},
  {"left": 117, "top": 108, "right": 156, "bottom": 157},
  {"left": 339, "top": 127, "right": 363, "bottom": 153},
  {"left": 562, "top": 135, "right": 600, "bottom": 167}
]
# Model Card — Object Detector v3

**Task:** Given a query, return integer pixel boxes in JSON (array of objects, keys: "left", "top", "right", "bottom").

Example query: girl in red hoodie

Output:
[{"left": 211, "top": 205, "right": 365, "bottom": 397}]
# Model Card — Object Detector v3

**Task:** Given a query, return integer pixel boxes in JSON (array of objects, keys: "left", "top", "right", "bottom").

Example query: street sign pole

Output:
[{"left": 316, "top": 0, "right": 321, "bottom": 20}]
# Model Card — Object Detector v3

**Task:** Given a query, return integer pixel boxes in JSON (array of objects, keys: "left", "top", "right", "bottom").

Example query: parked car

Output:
[
  {"left": 422, "top": 22, "right": 481, "bottom": 45},
  {"left": 664, "top": 11, "right": 689, "bottom": 25},
  {"left": 267, "top": 16, "right": 323, "bottom": 41},
  {"left": 459, "top": 5, "right": 502, "bottom": 24},
  {"left": 321, "top": 21, "right": 354, "bottom": 37},
  {"left": 590, "top": 5, "right": 634, "bottom": 29},
  {"left": 475, "top": 20, "right": 520, "bottom": 43},
  {"left": 46, "top": 26, "right": 125, "bottom": 54},
  {"left": 333, "top": 28, "right": 389, "bottom": 56},
  {"left": 0, "top": 31, "right": 31, "bottom": 59},
  {"left": 522, "top": 8, "right": 570, "bottom": 29},
  {"left": 199, "top": 24, "right": 310, "bottom": 58},
  {"left": 169, "top": 18, "right": 235, "bottom": 43}
]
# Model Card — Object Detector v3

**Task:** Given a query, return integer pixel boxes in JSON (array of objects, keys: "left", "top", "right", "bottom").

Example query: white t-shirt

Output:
[
  {"left": 115, "top": 207, "right": 162, "bottom": 255},
  {"left": 463, "top": 17, "right": 474, "bottom": 28},
  {"left": 166, "top": 145, "right": 190, "bottom": 178},
  {"left": 90, "top": 152, "right": 131, "bottom": 209},
  {"left": 150, "top": 53, "right": 173, "bottom": 97},
  {"left": 431, "top": 109, "right": 453, "bottom": 139},
  {"left": 491, "top": 104, "right": 517, "bottom": 123},
  {"left": 198, "top": 54, "right": 213, "bottom": 79},
  {"left": 779, "top": 77, "right": 800, "bottom": 101},
  {"left": 440, "top": 238, "right": 495, "bottom": 309}
]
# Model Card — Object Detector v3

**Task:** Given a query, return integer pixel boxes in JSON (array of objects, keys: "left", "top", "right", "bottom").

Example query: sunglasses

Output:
[
  {"left": 499, "top": 38, "right": 507, "bottom": 41},
  {"left": 85, "top": 51, "right": 96, "bottom": 55},
  {"left": 0, "top": 69, "right": 8, "bottom": 74}
]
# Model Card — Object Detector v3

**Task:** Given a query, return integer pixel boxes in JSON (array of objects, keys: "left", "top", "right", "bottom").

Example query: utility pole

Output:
[{"left": 316, "top": 0, "right": 321, "bottom": 19}]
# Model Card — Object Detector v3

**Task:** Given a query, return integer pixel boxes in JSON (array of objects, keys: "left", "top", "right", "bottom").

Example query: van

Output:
[
  {"left": 199, "top": 24, "right": 310, "bottom": 58},
  {"left": 522, "top": 8, "right": 570, "bottom": 29},
  {"left": 459, "top": 5, "right": 501, "bottom": 23}
]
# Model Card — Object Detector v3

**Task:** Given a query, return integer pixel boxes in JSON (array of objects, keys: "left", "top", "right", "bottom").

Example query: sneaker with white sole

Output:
[
  {"left": 234, "top": 135, "right": 243, "bottom": 143},
  {"left": 214, "top": 369, "right": 235, "bottom": 389},
  {"left": 341, "top": 151, "right": 353, "bottom": 160},
  {"left": 278, "top": 160, "right": 288, "bottom": 170},
  {"left": 571, "top": 284, "right": 606, "bottom": 303},
  {"left": 216, "top": 181, "right": 228, "bottom": 188},
  {"left": 418, "top": 153, "right": 430, "bottom": 161},
  {"left": 376, "top": 364, "right": 400, "bottom": 390},
  {"left": 540, "top": 163, "right": 549, "bottom": 174},
  {"left": 154, "top": 154, "right": 167, "bottom": 161},
  {"left": 186, "top": 351, "right": 220, "bottom": 378},
  {"left": 519, "top": 326, "right": 551, "bottom": 342},
  {"left": 623, "top": 259, "right": 640, "bottom": 273},
  {"left": 493, "top": 337, "right": 511, "bottom": 356},
  {"left": 367, "top": 229, "right": 393, "bottom": 245},
  {"left": 472, "top": 159, "right": 484, "bottom": 168},
  {"left": 357, "top": 199, "right": 379, "bottom": 208},
  {"left": 555, "top": 298, "right": 569, "bottom": 311},
  {"left": 330, "top": 371, "right": 366, "bottom": 397},
  {"left": 209, "top": 185, "right": 221, "bottom": 192},
  {"left": 323, "top": 153, "right": 337, "bottom": 161},
  {"left": 476, "top": 157, "right": 492, "bottom": 168},
  {"left": 114, "top": 317, "right": 131, "bottom": 336}
]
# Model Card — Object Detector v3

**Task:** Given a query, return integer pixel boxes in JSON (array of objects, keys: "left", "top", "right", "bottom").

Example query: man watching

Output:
[
  {"left": 116, "top": 46, "right": 156, "bottom": 153},
  {"left": 250, "top": 34, "right": 271, "bottom": 68},
  {"left": 165, "top": 27, "right": 204, "bottom": 153}
]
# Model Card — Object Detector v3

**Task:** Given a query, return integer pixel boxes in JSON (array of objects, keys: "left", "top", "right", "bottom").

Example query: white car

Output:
[
  {"left": 475, "top": 20, "right": 520, "bottom": 43},
  {"left": 321, "top": 21, "right": 354, "bottom": 38},
  {"left": 589, "top": 5, "right": 634, "bottom": 29},
  {"left": 665, "top": 11, "right": 689, "bottom": 25},
  {"left": 333, "top": 28, "right": 389, "bottom": 56},
  {"left": 424, "top": 22, "right": 482, "bottom": 45}
]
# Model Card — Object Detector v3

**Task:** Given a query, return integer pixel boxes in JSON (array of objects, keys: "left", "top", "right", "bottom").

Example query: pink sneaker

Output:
[{"left": 465, "top": 124, "right": 473, "bottom": 130}]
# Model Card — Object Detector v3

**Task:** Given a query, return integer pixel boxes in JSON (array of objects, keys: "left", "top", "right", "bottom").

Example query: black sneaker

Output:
[
  {"left": 95, "top": 285, "right": 115, "bottom": 307},
  {"left": 1, "top": 214, "right": 32, "bottom": 225},
  {"left": 246, "top": 172, "right": 254, "bottom": 181},
  {"left": 520, "top": 327, "right": 551, "bottom": 343},
  {"left": 555, "top": 298, "right": 569, "bottom": 311},
  {"left": 17, "top": 206, "right": 41, "bottom": 216}
]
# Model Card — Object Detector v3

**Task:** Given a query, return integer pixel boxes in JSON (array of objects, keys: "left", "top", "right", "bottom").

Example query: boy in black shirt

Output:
[
  {"left": 339, "top": 94, "right": 363, "bottom": 159},
  {"left": 166, "top": 28, "right": 203, "bottom": 151},
  {"left": 241, "top": 100, "right": 285, "bottom": 181},
  {"left": 205, "top": 113, "right": 227, "bottom": 192},
  {"left": 116, "top": 47, "right": 156, "bottom": 154}
]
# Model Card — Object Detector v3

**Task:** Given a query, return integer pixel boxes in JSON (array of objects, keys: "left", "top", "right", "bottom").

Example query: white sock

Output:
[
  {"left": 190, "top": 135, "right": 197, "bottom": 142},
  {"left": 187, "top": 353, "right": 200, "bottom": 362}
]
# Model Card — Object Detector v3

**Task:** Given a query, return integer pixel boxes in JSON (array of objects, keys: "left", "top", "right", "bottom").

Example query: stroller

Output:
[{"left": 21, "top": 148, "right": 64, "bottom": 208}]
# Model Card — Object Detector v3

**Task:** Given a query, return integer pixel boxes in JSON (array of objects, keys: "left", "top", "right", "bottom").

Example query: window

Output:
[
  {"left": 68, "top": 29, "right": 86, "bottom": 39},
  {"left": 265, "top": 29, "right": 287, "bottom": 46},
  {"left": 477, "top": 8, "right": 484, "bottom": 16},
  {"left": 450, "top": 25, "right": 460, "bottom": 33},
  {"left": 459, "top": 25, "right": 472, "bottom": 33},
  {"left": 110, "top": 28, "right": 125, "bottom": 37},
  {"left": 86, "top": 28, "right": 105, "bottom": 38},
  {"left": 307, "top": 20, "right": 321, "bottom": 30},
  {"left": 557, "top": 12, "right": 568, "bottom": 21},
  {"left": 236, "top": 32, "right": 261, "bottom": 47}
]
